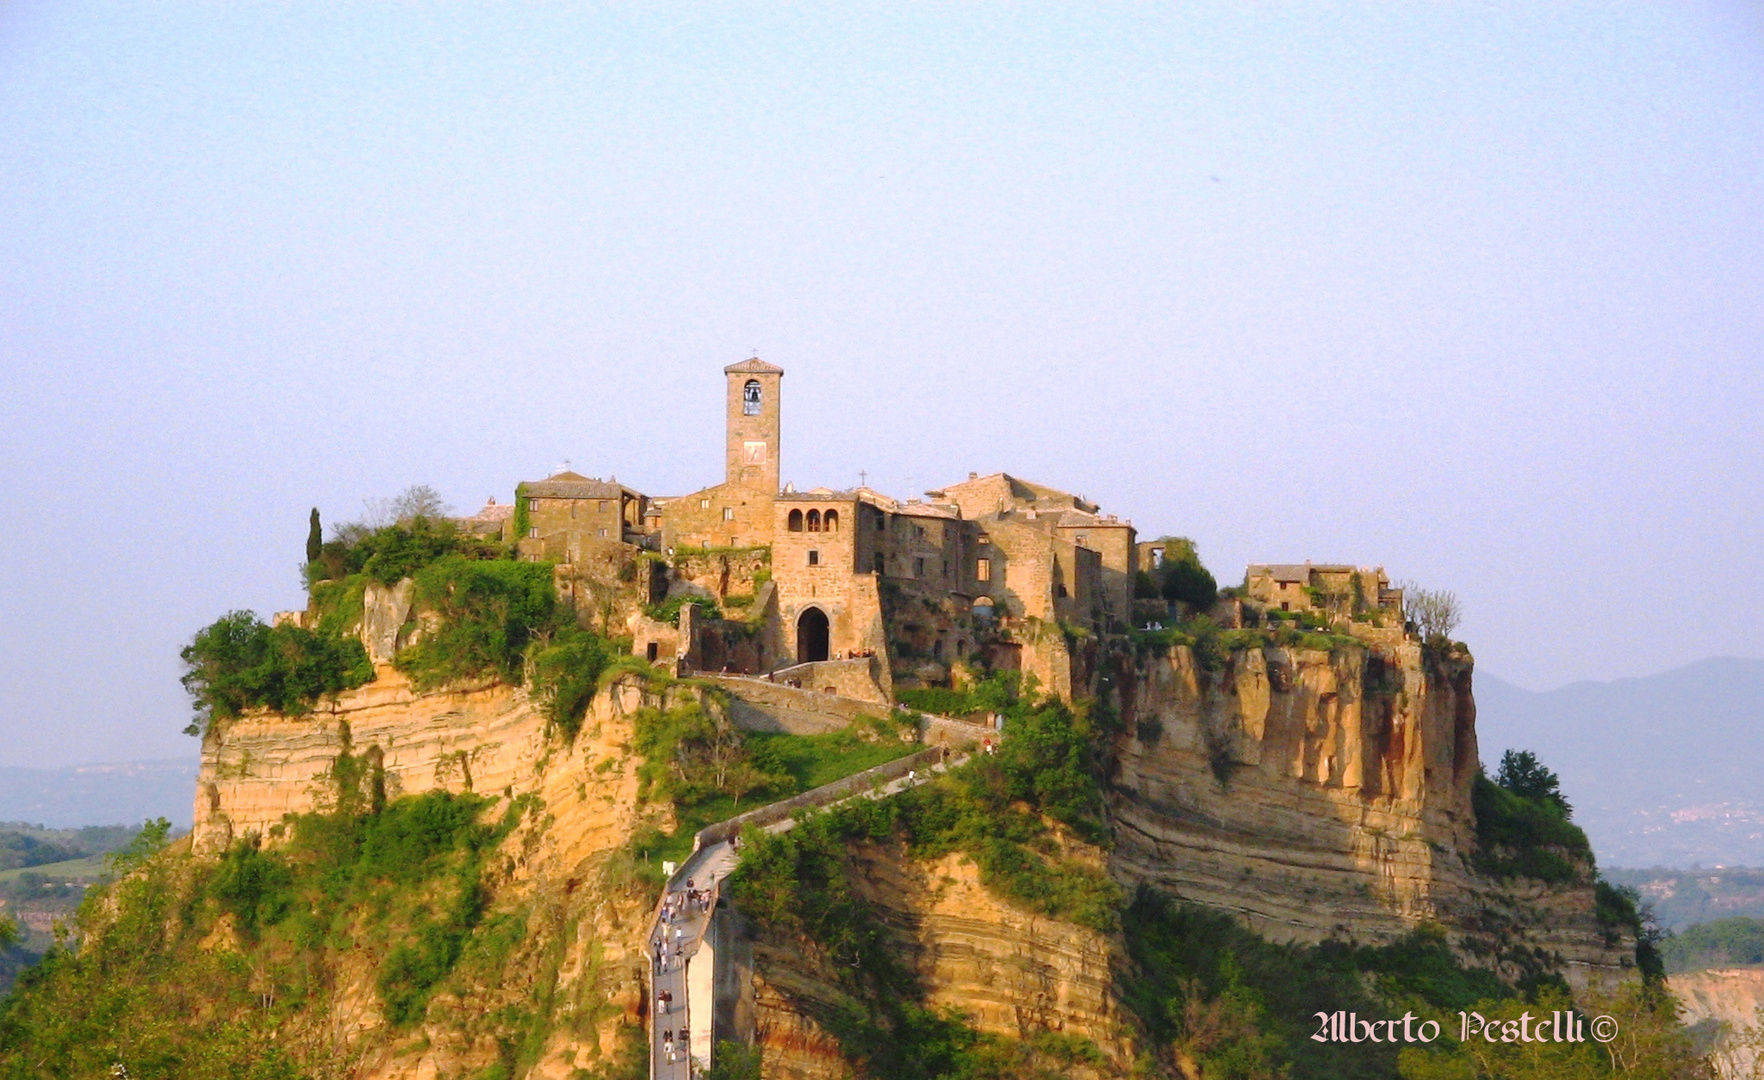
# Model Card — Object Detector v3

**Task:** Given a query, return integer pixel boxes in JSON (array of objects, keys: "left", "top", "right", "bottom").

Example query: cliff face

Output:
[
  {"left": 187, "top": 668, "right": 686, "bottom": 1079},
  {"left": 1670, "top": 968, "right": 1764, "bottom": 1079},
  {"left": 1107, "top": 642, "right": 1630, "bottom": 987},
  {"left": 750, "top": 842, "right": 1132, "bottom": 1080},
  {"left": 1109, "top": 642, "right": 1478, "bottom": 942}
]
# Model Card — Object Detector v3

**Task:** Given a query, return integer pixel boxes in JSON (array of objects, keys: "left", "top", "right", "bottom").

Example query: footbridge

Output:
[{"left": 646, "top": 691, "right": 997, "bottom": 1078}]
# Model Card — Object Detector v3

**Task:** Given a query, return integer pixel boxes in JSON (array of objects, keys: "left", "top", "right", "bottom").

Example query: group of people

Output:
[{"left": 653, "top": 876, "right": 719, "bottom": 1067}]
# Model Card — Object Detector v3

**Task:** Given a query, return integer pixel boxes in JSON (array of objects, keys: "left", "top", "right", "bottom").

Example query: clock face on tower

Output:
[{"left": 743, "top": 441, "right": 767, "bottom": 464}]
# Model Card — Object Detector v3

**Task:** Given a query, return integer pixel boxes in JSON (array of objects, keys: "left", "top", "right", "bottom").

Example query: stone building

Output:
[{"left": 1244, "top": 562, "right": 1402, "bottom": 620}]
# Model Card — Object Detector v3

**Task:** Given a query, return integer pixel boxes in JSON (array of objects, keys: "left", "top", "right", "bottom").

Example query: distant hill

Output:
[
  {"left": 1476, "top": 657, "right": 1764, "bottom": 869},
  {"left": 0, "top": 760, "right": 197, "bottom": 829}
]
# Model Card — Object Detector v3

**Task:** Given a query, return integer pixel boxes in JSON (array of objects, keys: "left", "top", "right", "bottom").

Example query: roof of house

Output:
[
  {"left": 1052, "top": 510, "right": 1132, "bottom": 530},
  {"left": 523, "top": 471, "right": 637, "bottom": 499},
  {"left": 926, "top": 471, "right": 1100, "bottom": 515},
  {"left": 894, "top": 502, "right": 960, "bottom": 520},
  {"left": 724, "top": 356, "right": 785, "bottom": 375},
  {"left": 462, "top": 498, "right": 514, "bottom": 524},
  {"left": 1247, "top": 562, "right": 1361, "bottom": 582}
]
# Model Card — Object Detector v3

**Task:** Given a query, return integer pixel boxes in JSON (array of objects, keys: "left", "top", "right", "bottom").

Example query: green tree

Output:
[
  {"left": 306, "top": 507, "right": 323, "bottom": 565},
  {"left": 1497, "top": 749, "right": 1570, "bottom": 813},
  {"left": 0, "top": 914, "right": 17, "bottom": 951}
]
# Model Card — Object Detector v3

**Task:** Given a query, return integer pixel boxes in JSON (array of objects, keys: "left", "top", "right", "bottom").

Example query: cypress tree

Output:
[{"left": 307, "top": 507, "right": 323, "bottom": 564}]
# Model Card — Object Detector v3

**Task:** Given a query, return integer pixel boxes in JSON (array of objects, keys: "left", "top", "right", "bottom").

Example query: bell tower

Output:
[{"left": 724, "top": 357, "right": 783, "bottom": 493}]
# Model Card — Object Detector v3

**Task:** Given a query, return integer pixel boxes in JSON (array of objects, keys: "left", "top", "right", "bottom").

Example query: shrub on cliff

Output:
[
  {"left": 1471, "top": 759, "right": 1592, "bottom": 884},
  {"left": 306, "top": 515, "right": 507, "bottom": 587},
  {"left": 393, "top": 557, "right": 558, "bottom": 689},
  {"left": 179, "top": 611, "right": 374, "bottom": 733}
]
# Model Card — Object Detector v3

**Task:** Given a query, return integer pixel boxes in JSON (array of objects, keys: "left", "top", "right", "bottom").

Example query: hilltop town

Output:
[{"left": 418, "top": 357, "right": 1408, "bottom": 703}]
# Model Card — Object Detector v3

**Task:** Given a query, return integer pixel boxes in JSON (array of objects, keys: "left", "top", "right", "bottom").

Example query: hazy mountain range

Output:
[
  {"left": 1476, "top": 657, "right": 1764, "bottom": 870},
  {"left": 0, "top": 759, "right": 197, "bottom": 829}
]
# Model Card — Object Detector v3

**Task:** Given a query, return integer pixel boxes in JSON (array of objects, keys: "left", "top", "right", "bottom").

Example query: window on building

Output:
[
  {"left": 874, "top": 553, "right": 885, "bottom": 574},
  {"left": 875, "top": 514, "right": 885, "bottom": 531},
  {"left": 701, "top": 498, "right": 711, "bottom": 509},
  {"left": 743, "top": 379, "right": 762, "bottom": 415},
  {"left": 1150, "top": 547, "right": 1165, "bottom": 569},
  {"left": 647, "top": 642, "right": 660, "bottom": 662},
  {"left": 598, "top": 500, "right": 609, "bottom": 512},
  {"left": 528, "top": 498, "right": 540, "bottom": 512},
  {"left": 915, "top": 525, "right": 926, "bottom": 540},
  {"left": 914, "top": 557, "right": 925, "bottom": 577},
  {"left": 976, "top": 557, "right": 991, "bottom": 582},
  {"left": 1076, "top": 534, "right": 1088, "bottom": 547},
  {"left": 1056, "top": 583, "right": 1069, "bottom": 597},
  {"left": 528, "top": 527, "right": 539, "bottom": 539},
  {"left": 788, "top": 509, "right": 803, "bottom": 532},
  {"left": 807, "top": 509, "right": 821, "bottom": 532},
  {"left": 943, "top": 560, "right": 950, "bottom": 577},
  {"left": 1281, "top": 601, "right": 1290, "bottom": 611},
  {"left": 824, "top": 509, "right": 839, "bottom": 531},
  {"left": 723, "top": 507, "right": 735, "bottom": 521},
  {"left": 807, "top": 550, "right": 819, "bottom": 566},
  {"left": 977, "top": 534, "right": 990, "bottom": 545},
  {"left": 598, "top": 529, "right": 607, "bottom": 538}
]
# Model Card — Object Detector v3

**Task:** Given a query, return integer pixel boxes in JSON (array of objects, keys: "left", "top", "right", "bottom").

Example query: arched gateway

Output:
[{"left": 796, "top": 607, "right": 830, "bottom": 663}]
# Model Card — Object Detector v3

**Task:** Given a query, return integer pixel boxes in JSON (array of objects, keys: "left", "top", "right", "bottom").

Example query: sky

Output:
[{"left": 1, "top": 3, "right": 1760, "bottom": 768}]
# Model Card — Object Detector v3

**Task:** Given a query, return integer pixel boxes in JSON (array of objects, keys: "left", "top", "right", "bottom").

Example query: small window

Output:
[
  {"left": 915, "top": 525, "right": 926, "bottom": 540},
  {"left": 598, "top": 528, "right": 607, "bottom": 538},
  {"left": 1076, "top": 534, "right": 1088, "bottom": 547},
  {"left": 647, "top": 642, "right": 659, "bottom": 662},
  {"left": 701, "top": 498, "right": 711, "bottom": 509},
  {"left": 1056, "top": 583, "right": 1068, "bottom": 597},
  {"left": 723, "top": 507, "right": 735, "bottom": 521},
  {"left": 788, "top": 509, "right": 804, "bottom": 532},
  {"left": 977, "top": 534, "right": 990, "bottom": 545},
  {"left": 824, "top": 509, "right": 839, "bottom": 532},
  {"left": 598, "top": 500, "right": 609, "bottom": 512},
  {"left": 1281, "top": 601, "right": 1290, "bottom": 611},
  {"left": 528, "top": 498, "right": 541, "bottom": 512},
  {"left": 528, "top": 527, "right": 539, "bottom": 539},
  {"left": 875, "top": 514, "right": 885, "bottom": 531},
  {"left": 807, "top": 509, "right": 821, "bottom": 532},
  {"left": 976, "top": 557, "right": 991, "bottom": 582},
  {"left": 914, "top": 557, "right": 925, "bottom": 577},
  {"left": 743, "top": 378, "right": 762, "bottom": 415},
  {"left": 808, "top": 550, "right": 820, "bottom": 566},
  {"left": 943, "top": 560, "right": 950, "bottom": 577},
  {"left": 1150, "top": 547, "right": 1165, "bottom": 569},
  {"left": 874, "top": 553, "right": 885, "bottom": 574}
]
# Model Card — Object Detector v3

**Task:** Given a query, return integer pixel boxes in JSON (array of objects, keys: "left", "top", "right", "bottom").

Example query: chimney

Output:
[{"left": 969, "top": 472, "right": 978, "bottom": 480}]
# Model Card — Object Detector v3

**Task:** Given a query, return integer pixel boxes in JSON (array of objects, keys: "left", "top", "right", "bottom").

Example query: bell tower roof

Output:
[{"left": 724, "top": 356, "right": 784, "bottom": 375}]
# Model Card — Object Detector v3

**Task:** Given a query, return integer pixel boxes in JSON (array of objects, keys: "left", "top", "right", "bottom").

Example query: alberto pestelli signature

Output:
[{"left": 1311, "top": 1010, "right": 1617, "bottom": 1045}]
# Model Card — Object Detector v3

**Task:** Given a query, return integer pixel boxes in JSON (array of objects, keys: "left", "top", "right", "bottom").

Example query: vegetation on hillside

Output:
[
  {"left": 0, "top": 779, "right": 616, "bottom": 1080},
  {"left": 179, "top": 611, "right": 374, "bottom": 734},
  {"left": 1133, "top": 537, "right": 1219, "bottom": 611},
  {"left": 628, "top": 700, "right": 916, "bottom": 865},
  {"left": 1473, "top": 749, "right": 1595, "bottom": 884},
  {"left": 1660, "top": 916, "right": 1764, "bottom": 973}
]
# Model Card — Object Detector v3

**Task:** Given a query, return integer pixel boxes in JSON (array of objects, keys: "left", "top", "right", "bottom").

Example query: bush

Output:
[
  {"left": 528, "top": 625, "right": 615, "bottom": 738},
  {"left": 308, "top": 516, "right": 507, "bottom": 587},
  {"left": 394, "top": 557, "right": 558, "bottom": 689},
  {"left": 1471, "top": 770, "right": 1591, "bottom": 884},
  {"left": 180, "top": 611, "right": 375, "bottom": 733},
  {"left": 642, "top": 594, "right": 721, "bottom": 625}
]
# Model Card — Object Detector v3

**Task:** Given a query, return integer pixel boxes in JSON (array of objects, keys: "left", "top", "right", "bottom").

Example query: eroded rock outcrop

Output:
[{"left": 1109, "top": 642, "right": 1631, "bottom": 988}]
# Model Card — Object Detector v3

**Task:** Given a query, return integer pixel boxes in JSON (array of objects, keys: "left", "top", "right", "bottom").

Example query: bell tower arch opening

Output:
[{"left": 795, "top": 606, "right": 830, "bottom": 663}]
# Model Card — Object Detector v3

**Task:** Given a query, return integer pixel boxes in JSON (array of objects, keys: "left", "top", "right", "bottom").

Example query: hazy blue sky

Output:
[{"left": 2, "top": 4, "right": 1760, "bottom": 768}]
